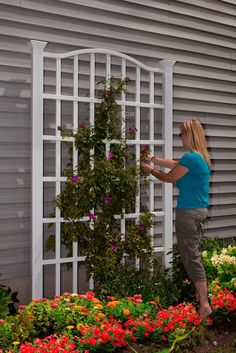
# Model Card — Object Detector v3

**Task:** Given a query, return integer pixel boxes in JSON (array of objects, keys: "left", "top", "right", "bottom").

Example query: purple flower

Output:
[
  {"left": 124, "top": 76, "right": 130, "bottom": 85},
  {"left": 72, "top": 175, "right": 79, "bottom": 183},
  {"left": 105, "top": 196, "right": 111, "bottom": 204},
  {"left": 108, "top": 153, "right": 113, "bottom": 159},
  {"left": 89, "top": 213, "right": 95, "bottom": 220},
  {"left": 139, "top": 225, "right": 145, "bottom": 232},
  {"left": 143, "top": 145, "right": 150, "bottom": 152},
  {"left": 111, "top": 243, "right": 118, "bottom": 251},
  {"left": 128, "top": 127, "right": 137, "bottom": 134}
]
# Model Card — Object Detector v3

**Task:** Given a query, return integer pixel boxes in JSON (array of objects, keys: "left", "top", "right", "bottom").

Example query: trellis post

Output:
[
  {"left": 159, "top": 59, "right": 176, "bottom": 268},
  {"left": 30, "top": 40, "right": 48, "bottom": 298}
]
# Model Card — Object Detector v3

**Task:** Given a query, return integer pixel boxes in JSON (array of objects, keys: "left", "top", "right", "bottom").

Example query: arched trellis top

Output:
[
  {"left": 30, "top": 40, "right": 175, "bottom": 299},
  {"left": 43, "top": 47, "right": 164, "bottom": 73}
]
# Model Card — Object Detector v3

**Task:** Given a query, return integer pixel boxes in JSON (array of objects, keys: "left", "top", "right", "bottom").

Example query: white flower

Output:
[
  {"left": 202, "top": 250, "right": 208, "bottom": 258},
  {"left": 211, "top": 253, "right": 236, "bottom": 267}
]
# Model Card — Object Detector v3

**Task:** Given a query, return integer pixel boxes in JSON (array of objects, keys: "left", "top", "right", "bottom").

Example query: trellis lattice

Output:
[{"left": 30, "top": 40, "right": 175, "bottom": 299}]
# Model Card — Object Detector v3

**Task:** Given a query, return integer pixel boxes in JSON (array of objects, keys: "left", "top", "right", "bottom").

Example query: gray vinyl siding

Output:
[{"left": 0, "top": 0, "right": 236, "bottom": 292}]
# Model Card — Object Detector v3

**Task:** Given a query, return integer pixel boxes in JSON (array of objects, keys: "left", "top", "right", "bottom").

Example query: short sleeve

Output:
[{"left": 178, "top": 152, "right": 195, "bottom": 170}]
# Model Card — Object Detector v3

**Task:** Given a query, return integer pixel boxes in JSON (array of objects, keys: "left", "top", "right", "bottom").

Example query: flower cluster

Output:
[
  {"left": 1, "top": 288, "right": 236, "bottom": 353},
  {"left": 202, "top": 244, "right": 236, "bottom": 291},
  {"left": 127, "top": 127, "right": 137, "bottom": 138},
  {"left": 125, "top": 302, "right": 201, "bottom": 344},
  {"left": 0, "top": 292, "right": 205, "bottom": 353},
  {"left": 17, "top": 334, "right": 78, "bottom": 353},
  {"left": 210, "top": 287, "right": 236, "bottom": 313},
  {"left": 76, "top": 320, "right": 136, "bottom": 351},
  {"left": 211, "top": 245, "right": 236, "bottom": 270},
  {"left": 140, "top": 144, "right": 150, "bottom": 158}
]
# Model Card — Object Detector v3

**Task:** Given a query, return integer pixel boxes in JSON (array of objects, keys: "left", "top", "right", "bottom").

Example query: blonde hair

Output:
[{"left": 180, "top": 119, "right": 211, "bottom": 167}]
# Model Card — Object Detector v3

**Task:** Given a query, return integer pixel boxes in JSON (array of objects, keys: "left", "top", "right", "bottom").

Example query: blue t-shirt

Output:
[{"left": 176, "top": 151, "right": 210, "bottom": 209}]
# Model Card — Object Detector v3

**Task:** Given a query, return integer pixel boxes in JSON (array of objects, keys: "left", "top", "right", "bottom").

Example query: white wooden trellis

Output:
[{"left": 30, "top": 40, "right": 175, "bottom": 299}]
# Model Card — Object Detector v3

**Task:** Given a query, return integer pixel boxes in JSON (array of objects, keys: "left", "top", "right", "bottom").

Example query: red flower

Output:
[
  {"left": 18, "top": 305, "right": 26, "bottom": 310},
  {"left": 86, "top": 337, "right": 97, "bottom": 346}
]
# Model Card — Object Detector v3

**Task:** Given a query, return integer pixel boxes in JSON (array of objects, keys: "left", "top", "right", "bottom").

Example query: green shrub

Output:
[
  {"left": 0, "top": 281, "right": 18, "bottom": 318},
  {"left": 0, "top": 287, "right": 12, "bottom": 318},
  {"left": 95, "top": 259, "right": 180, "bottom": 307},
  {"left": 170, "top": 236, "right": 236, "bottom": 302}
]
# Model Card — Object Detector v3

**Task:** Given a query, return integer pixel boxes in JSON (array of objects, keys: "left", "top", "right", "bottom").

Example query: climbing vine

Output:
[{"left": 47, "top": 77, "right": 153, "bottom": 287}]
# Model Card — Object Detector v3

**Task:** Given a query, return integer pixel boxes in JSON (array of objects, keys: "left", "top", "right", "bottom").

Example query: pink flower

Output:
[
  {"left": 141, "top": 145, "right": 150, "bottom": 155},
  {"left": 89, "top": 213, "right": 95, "bottom": 220},
  {"left": 72, "top": 175, "right": 79, "bottom": 183},
  {"left": 128, "top": 127, "right": 137, "bottom": 135},
  {"left": 124, "top": 76, "right": 130, "bottom": 84},
  {"left": 85, "top": 291, "right": 95, "bottom": 300},
  {"left": 111, "top": 243, "right": 118, "bottom": 251},
  {"left": 139, "top": 225, "right": 145, "bottom": 231},
  {"left": 108, "top": 153, "right": 113, "bottom": 159},
  {"left": 18, "top": 305, "right": 26, "bottom": 310},
  {"left": 105, "top": 196, "right": 111, "bottom": 204},
  {"left": 54, "top": 294, "right": 62, "bottom": 299}
]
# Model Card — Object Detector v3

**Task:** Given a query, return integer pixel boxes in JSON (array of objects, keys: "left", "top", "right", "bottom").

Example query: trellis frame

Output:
[{"left": 30, "top": 40, "right": 175, "bottom": 299}]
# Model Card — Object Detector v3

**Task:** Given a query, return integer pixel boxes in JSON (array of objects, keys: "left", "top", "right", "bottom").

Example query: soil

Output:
[{"left": 119, "top": 312, "right": 236, "bottom": 353}]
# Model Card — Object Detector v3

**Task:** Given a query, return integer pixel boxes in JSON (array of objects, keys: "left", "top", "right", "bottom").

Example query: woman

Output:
[{"left": 141, "top": 119, "right": 212, "bottom": 318}]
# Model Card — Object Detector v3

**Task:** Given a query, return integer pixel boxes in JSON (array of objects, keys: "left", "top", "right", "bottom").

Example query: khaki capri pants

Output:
[{"left": 175, "top": 208, "right": 208, "bottom": 283}]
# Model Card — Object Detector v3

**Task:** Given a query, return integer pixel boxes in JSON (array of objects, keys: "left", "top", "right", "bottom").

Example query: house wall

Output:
[{"left": 0, "top": 0, "right": 236, "bottom": 304}]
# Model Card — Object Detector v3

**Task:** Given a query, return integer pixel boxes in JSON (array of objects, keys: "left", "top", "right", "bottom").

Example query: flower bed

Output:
[{"left": 0, "top": 287, "right": 235, "bottom": 353}]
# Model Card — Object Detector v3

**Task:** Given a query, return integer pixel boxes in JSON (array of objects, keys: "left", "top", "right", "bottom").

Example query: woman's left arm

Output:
[{"left": 141, "top": 163, "right": 189, "bottom": 183}]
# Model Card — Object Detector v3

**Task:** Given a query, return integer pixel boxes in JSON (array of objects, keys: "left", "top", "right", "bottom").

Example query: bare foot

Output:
[{"left": 198, "top": 305, "right": 212, "bottom": 318}]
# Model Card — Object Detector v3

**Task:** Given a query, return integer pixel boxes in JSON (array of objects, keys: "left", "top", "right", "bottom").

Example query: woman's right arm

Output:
[{"left": 145, "top": 155, "right": 178, "bottom": 169}]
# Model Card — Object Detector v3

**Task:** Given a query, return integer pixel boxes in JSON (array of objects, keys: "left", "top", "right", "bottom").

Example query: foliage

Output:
[
  {"left": 210, "top": 287, "right": 236, "bottom": 313},
  {"left": 170, "top": 236, "right": 236, "bottom": 303},
  {"left": 95, "top": 259, "right": 180, "bottom": 307},
  {"left": 202, "top": 244, "right": 236, "bottom": 291},
  {"left": 46, "top": 77, "right": 153, "bottom": 286},
  {"left": 0, "top": 280, "right": 19, "bottom": 318},
  {"left": 169, "top": 244, "right": 196, "bottom": 303},
  {"left": 4, "top": 334, "right": 79, "bottom": 353},
  {"left": 0, "top": 291, "right": 205, "bottom": 352},
  {"left": 0, "top": 287, "right": 12, "bottom": 318},
  {"left": 157, "top": 328, "right": 195, "bottom": 353},
  {"left": 0, "top": 286, "right": 235, "bottom": 352}
]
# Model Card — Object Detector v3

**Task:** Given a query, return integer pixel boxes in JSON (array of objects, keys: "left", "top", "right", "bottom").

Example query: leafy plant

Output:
[
  {"left": 95, "top": 259, "right": 180, "bottom": 307},
  {"left": 0, "top": 287, "right": 12, "bottom": 318},
  {"left": 0, "top": 279, "right": 19, "bottom": 318},
  {"left": 168, "top": 244, "right": 196, "bottom": 303},
  {"left": 1, "top": 289, "right": 235, "bottom": 352},
  {"left": 202, "top": 244, "right": 236, "bottom": 291},
  {"left": 46, "top": 77, "right": 153, "bottom": 286},
  {"left": 170, "top": 236, "right": 236, "bottom": 303}
]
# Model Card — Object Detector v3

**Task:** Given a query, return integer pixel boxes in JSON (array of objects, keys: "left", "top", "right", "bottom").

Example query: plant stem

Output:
[{"left": 127, "top": 342, "right": 139, "bottom": 353}]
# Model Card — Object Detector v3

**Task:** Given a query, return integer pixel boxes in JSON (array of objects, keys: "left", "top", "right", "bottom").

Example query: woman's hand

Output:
[{"left": 141, "top": 163, "right": 154, "bottom": 174}]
